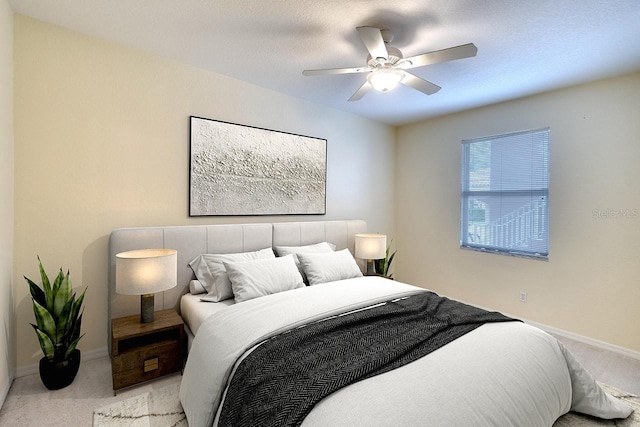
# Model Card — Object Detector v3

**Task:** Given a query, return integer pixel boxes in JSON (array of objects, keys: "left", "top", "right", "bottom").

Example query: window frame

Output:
[{"left": 460, "top": 128, "right": 550, "bottom": 260}]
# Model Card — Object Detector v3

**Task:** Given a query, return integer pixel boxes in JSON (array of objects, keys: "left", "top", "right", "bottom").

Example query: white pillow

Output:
[
  {"left": 297, "top": 249, "right": 363, "bottom": 286},
  {"left": 223, "top": 255, "right": 304, "bottom": 303},
  {"left": 273, "top": 242, "right": 336, "bottom": 282},
  {"left": 189, "top": 248, "right": 275, "bottom": 302},
  {"left": 273, "top": 241, "right": 336, "bottom": 257},
  {"left": 189, "top": 280, "right": 206, "bottom": 295}
]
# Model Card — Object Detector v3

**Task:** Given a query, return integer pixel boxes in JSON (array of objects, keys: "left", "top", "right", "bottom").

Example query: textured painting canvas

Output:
[{"left": 189, "top": 116, "right": 327, "bottom": 216}]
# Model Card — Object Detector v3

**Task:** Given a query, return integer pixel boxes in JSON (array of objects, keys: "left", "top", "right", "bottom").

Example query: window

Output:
[{"left": 460, "top": 128, "right": 549, "bottom": 259}]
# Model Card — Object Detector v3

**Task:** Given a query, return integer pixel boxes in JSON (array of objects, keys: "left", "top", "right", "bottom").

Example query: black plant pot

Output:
[{"left": 39, "top": 349, "right": 81, "bottom": 390}]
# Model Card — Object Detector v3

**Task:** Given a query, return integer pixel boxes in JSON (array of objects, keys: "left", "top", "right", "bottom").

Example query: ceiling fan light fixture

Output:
[{"left": 367, "top": 68, "right": 404, "bottom": 92}]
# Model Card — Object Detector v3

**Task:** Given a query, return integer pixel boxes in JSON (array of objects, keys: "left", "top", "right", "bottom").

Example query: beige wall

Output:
[
  {"left": 13, "top": 15, "right": 395, "bottom": 370},
  {"left": 0, "top": 0, "right": 14, "bottom": 402},
  {"left": 396, "top": 72, "right": 640, "bottom": 352}
]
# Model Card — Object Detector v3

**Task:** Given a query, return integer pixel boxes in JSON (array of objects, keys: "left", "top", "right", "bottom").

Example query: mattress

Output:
[{"left": 180, "top": 293, "right": 235, "bottom": 336}]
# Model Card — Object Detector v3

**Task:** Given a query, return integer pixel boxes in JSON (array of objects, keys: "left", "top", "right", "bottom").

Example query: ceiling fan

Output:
[{"left": 303, "top": 26, "right": 477, "bottom": 101}]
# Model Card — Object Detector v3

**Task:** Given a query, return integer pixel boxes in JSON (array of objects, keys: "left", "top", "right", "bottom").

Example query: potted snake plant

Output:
[{"left": 25, "top": 257, "right": 87, "bottom": 390}]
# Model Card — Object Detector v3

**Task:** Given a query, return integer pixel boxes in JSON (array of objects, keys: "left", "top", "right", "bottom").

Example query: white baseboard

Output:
[
  {"left": 523, "top": 318, "right": 640, "bottom": 361},
  {"left": 15, "top": 347, "right": 108, "bottom": 378}
]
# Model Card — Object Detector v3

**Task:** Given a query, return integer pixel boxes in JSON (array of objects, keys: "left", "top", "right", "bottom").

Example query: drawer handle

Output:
[{"left": 144, "top": 357, "right": 159, "bottom": 372}]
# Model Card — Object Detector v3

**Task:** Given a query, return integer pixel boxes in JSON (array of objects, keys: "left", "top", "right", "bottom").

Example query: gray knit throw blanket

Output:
[{"left": 218, "top": 291, "right": 517, "bottom": 427}]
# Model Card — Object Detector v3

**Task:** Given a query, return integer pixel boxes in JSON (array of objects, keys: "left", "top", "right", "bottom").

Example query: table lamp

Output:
[
  {"left": 355, "top": 233, "right": 387, "bottom": 275},
  {"left": 116, "top": 249, "right": 177, "bottom": 323}
]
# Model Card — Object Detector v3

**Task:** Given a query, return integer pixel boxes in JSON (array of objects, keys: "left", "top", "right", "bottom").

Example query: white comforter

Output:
[{"left": 179, "top": 277, "right": 632, "bottom": 427}]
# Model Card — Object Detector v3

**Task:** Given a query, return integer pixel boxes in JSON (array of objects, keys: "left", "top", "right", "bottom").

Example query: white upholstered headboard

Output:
[{"left": 108, "top": 220, "right": 366, "bottom": 322}]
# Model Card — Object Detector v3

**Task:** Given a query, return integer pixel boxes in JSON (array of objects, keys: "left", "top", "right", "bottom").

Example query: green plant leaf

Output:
[
  {"left": 61, "top": 310, "right": 79, "bottom": 344},
  {"left": 51, "top": 268, "right": 62, "bottom": 293},
  {"left": 386, "top": 251, "right": 396, "bottom": 278},
  {"left": 64, "top": 334, "right": 84, "bottom": 359},
  {"left": 37, "top": 257, "right": 54, "bottom": 310},
  {"left": 53, "top": 270, "right": 72, "bottom": 319},
  {"left": 388, "top": 250, "right": 396, "bottom": 267},
  {"left": 31, "top": 324, "right": 55, "bottom": 360},
  {"left": 70, "top": 288, "right": 86, "bottom": 326},
  {"left": 65, "top": 290, "right": 85, "bottom": 345},
  {"left": 32, "top": 299, "right": 57, "bottom": 343},
  {"left": 56, "top": 298, "right": 74, "bottom": 340},
  {"left": 379, "top": 258, "right": 389, "bottom": 275},
  {"left": 51, "top": 269, "right": 66, "bottom": 314},
  {"left": 24, "top": 276, "right": 46, "bottom": 307},
  {"left": 71, "top": 312, "right": 83, "bottom": 342}
]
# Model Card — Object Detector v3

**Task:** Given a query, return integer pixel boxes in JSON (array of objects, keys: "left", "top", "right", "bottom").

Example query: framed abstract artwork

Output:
[{"left": 189, "top": 116, "right": 327, "bottom": 216}]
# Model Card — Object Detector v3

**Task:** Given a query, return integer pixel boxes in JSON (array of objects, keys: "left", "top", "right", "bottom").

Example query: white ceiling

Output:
[{"left": 8, "top": 0, "right": 640, "bottom": 125}]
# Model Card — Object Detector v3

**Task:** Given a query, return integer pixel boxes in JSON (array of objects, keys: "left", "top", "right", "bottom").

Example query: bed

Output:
[{"left": 108, "top": 220, "right": 633, "bottom": 427}]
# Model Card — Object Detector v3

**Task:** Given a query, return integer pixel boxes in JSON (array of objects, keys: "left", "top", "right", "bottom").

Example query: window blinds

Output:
[{"left": 461, "top": 128, "right": 550, "bottom": 259}]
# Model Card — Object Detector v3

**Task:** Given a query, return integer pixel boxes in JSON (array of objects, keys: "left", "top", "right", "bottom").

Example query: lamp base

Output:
[
  {"left": 365, "top": 260, "right": 377, "bottom": 276},
  {"left": 140, "top": 293, "right": 155, "bottom": 323}
]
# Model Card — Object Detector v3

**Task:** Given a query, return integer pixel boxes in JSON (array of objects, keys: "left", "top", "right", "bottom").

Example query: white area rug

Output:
[
  {"left": 94, "top": 382, "right": 638, "bottom": 426},
  {"left": 93, "top": 382, "right": 186, "bottom": 426}
]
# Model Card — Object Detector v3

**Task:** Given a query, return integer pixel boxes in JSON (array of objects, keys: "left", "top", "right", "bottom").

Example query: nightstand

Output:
[{"left": 111, "top": 309, "right": 186, "bottom": 393}]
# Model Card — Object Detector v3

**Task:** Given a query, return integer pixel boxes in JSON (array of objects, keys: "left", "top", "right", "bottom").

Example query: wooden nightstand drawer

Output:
[
  {"left": 111, "top": 309, "right": 186, "bottom": 392},
  {"left": 112, "top": 340, "right": 184, "bottom": 389}
]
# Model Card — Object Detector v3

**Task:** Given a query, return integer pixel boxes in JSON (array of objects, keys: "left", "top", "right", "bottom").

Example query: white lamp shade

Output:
[
  {"left": 355, "top": 234, "right": 387, "bottom": 260},
  {"left": 116, "top": 249, "right": 177, "bottom": 295},
  {"left": 367, "top": 69, "right": 404, "bottom": 92}
]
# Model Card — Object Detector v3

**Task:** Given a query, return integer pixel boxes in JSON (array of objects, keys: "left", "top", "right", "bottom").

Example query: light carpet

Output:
[{"left": 93, "top": 382, "right": 639, "bottom": 426}]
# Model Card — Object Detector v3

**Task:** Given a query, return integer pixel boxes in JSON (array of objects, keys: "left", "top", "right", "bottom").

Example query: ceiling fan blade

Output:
[
  {"left": 401, "top": 72, "right": 441, "bottom": 95},
  {"left": 402, "top": 43, "right": 478, "bottom": 69},
  {"left": 302, "top": 66, "right": 370, "bottom": 76},
  {"left": 356, "top": 26, "right": 389, "bottom": 60},
  {"left": 348, "top": 80, "right": 373, "bottom": 102}
]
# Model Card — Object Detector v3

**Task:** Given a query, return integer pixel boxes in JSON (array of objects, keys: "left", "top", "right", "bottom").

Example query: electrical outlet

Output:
[{"left": 519, "top": 291, "right": 528, "bottom": 303}]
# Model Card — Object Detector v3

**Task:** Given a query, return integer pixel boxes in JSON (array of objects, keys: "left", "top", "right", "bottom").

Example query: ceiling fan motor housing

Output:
[{"left": 367, "top": 46, "right": 404, "bottom": 68}]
